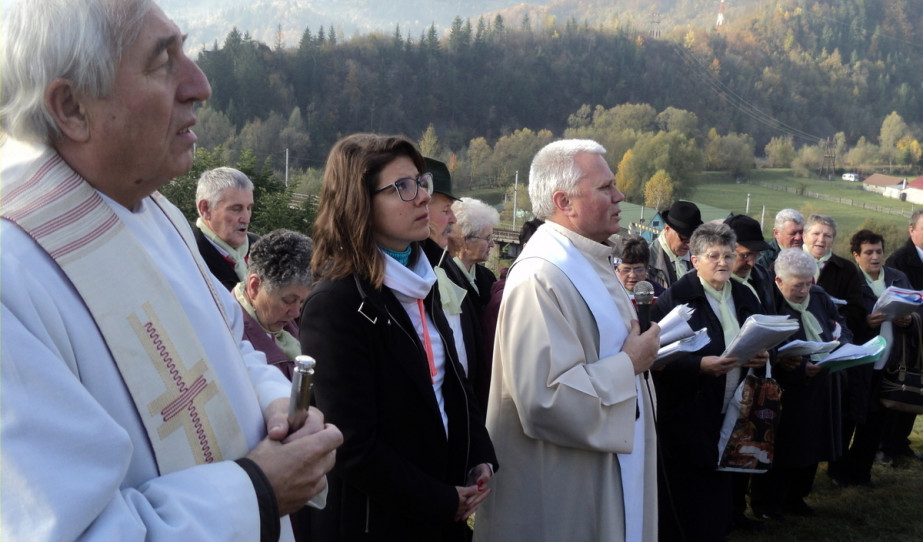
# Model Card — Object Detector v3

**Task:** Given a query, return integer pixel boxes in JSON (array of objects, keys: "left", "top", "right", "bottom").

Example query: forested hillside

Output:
[{"left": 182, "top": 0, "right": 922, "bottom": 209}]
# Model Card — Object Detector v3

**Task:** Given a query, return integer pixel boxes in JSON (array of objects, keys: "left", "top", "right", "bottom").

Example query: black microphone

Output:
[{"left": 633, "top": 281, "right": 655, "bottom": 333}]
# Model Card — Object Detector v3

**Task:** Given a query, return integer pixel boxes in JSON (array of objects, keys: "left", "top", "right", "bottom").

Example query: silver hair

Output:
[
  {"left": 773, "top": 208, "right": 804, "bottom": 231},
  {"left": 910, "top": 209, "right": 923, "bottom": 228},
  {"left": 248, "top": 229, "right": 315, "bottom": 292},
  {"left": 774, "top": 247, "right": 817, "bottom": 281},
  {"left": 0, "top": 0, "right": 153, "bottom": 143},
  {"left": 528, "top": 139, "right": 606, "bottom": 220},
  {"left": 451, "top": 197, "right": 500, "bottom": 238},
  {"left": 195, "top": 167, "right": 255, "bottom": 213},
  {"left": 689, "top": 222, "right": 736, "bottom": 256},
  {"left": 805, "top": 213, "right": 838, "bottom": 238}
]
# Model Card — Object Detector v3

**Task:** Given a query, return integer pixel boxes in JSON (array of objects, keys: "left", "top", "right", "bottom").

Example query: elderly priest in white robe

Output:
[
  {"left": 0, "top": 1, "right": 342, "bottom": 541},
  {"left": 473, "top": 140, "right": 660, "bottom": 542}
]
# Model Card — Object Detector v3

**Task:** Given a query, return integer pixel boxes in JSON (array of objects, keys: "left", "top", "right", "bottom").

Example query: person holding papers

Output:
[
  {"left": 845, "top": 230, "right": 915, "bottom": 478},
  {"left": 651, "top": 222, "right": 769, "bottom": 541},
  {"left": 750, "top": 248, "right": 852, "bottom": 520}
]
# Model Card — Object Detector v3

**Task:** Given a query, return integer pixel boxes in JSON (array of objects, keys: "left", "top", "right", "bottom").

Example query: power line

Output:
[{"left": 672, "top": 43, "right": 824, "bottom": 145}]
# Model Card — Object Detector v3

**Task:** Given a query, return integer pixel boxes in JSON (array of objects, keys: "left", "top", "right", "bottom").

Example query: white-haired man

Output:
[
  {"left": 0, "top": 1, "right": 341, "bottom": 540},
  {"left": 473, "top": 139, "right": 660, "bottom": 542},
  {"left": 195, "top": 167, "right": 258, "bottom": 290},
  {"left": 757, "top": 208, "right": 805, "bottom": 269}
]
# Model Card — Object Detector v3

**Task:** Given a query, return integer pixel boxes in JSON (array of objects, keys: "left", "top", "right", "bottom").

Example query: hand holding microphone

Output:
[
  {"left": 633, "top": 281, "right": 655, "bottom": 333},
  {"left": 624, "top": 281, "right": 659, "bottom": 375}
]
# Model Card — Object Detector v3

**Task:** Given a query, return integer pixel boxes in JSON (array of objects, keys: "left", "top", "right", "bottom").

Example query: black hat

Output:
[
  {"left": 661, "top": 201, "right": 703, "bottom": 237},
  {"left": 724, "top": 214, "right": 772, "bottom": 252},
  {"left": 424, "top": 157, "right": 458, "bottom": 200}
]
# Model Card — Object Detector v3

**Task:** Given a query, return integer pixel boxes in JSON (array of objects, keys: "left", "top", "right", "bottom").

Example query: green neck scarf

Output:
[
  {"left": 197, "top": 217, "right": 249, "bottom": 283},
  {"left": 233, "top": 283, "right": 301, "bottom": 360},
  {"left": 783, "top": 293, "right": 825, "bottom": 360},
  {"left": 659, "top": 233, "right": 688, "bottom": 280},
  {"left": 701, "top": 277, "right": 740, "bottom": 349},
  {"left": 454, "top": 256, "right": 479, "bottom": 294},
  {"left": 731, "top": 273, "right": 759, "bottom": 302},
  {"left": 861, "top": 268, "right": 886, "bottom": 297},
  {"left": 803, "top": 245, "right": 832, "bottom": 282}
]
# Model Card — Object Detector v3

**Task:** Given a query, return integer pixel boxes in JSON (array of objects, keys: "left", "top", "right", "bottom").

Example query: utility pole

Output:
[
  {"left": 512, "top": 171, "right": 519, "bottom": 231},
  {"left": 285, "top": 148, "right": 289, "bottom": 188}
]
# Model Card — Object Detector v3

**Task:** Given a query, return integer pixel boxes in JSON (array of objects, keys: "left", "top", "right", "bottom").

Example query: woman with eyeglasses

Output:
[
  {"left": 750, "top": 248, "right": 851, "bottom": 521},
  {"left": 448, "top": 197, "right": 500, "bottom": 311},
  {"left": 650, "top": 222, "right": 770, "bottom": 541},
  {"left": 299, "top": 134, "right": 497, "bottom": 541},
  {"left": 615, "top": 234, "right": 665, "bottom": 296}
]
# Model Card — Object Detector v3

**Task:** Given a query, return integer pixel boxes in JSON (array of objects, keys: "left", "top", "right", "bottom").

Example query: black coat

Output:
[
  {"left": 422, "top": 238, "right": 490, "bottom": 414},
  {"left": 737, "top": 262, "right": 777, "bottom": 314},
  {"left": 650, "top": 271, "right": 764, "bottom": 469},
  {"left": 299, "top": 261, "right": 497, "bottom": 542},
  {"left": 817, "top": 252, "right": 870, "bottom": 343},
  {"left": 193, "top": 226, "right": 259, "bottom": 291},
  {"left": 772, "top": 284, "right": 851, "bottom": 467},
  {"left": 885, "top": 238, "right": 923, "bottom": 290}
]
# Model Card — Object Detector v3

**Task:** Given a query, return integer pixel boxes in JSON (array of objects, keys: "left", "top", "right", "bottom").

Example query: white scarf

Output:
[{"left": 381, "top": 249, "right": 449, "bottom": 434}]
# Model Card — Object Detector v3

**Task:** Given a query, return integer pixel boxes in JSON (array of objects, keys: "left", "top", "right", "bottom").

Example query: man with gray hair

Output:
[
  {"left": 473, "top": 139, "right": 660, "bottom": 542},
  {"left": 757, "top": 208, "right": 805, "bottom": 269},
  {"left": 195, "top": 167, "right": 258, "bottom": 290},
  {"left": 0, "top": 1, "right": 341, "bottom": 540}
]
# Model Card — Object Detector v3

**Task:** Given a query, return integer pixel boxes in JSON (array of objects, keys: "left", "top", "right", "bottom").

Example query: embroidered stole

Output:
[
  {"left": 1, "top": 143, "right": 249, "bottom": 474},
  {"left": 516, "top": 225, "right": 647, "bottom": 542}
]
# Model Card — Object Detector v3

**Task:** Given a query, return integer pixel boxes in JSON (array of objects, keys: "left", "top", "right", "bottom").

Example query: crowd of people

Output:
[{"left": 2, "top": 1, "right": 920, "bottom": 542}]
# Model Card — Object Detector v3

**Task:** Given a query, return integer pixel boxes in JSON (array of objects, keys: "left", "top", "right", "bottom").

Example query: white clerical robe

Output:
[
  {"left": 1, "top": 183, "right": 293, "bottom": 540},
  {"left": 473, "top": 221, "right": 658, "bottom": 542}
]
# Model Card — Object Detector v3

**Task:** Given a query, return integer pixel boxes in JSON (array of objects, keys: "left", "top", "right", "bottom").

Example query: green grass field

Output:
[
  {"left": 728, "top": 419, "right": 923, "bottom": 541},
  {"left": 690, "top": 170, "right": 915, "bottom": 257}
]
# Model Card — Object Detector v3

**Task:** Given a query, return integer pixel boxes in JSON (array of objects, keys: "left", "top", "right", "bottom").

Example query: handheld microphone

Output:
[
  {"left": 633, "top": 281, "right": 655, "bottom": 333},
  {"left": 288, "top": 355, "right": 316, "bottom": 432}
]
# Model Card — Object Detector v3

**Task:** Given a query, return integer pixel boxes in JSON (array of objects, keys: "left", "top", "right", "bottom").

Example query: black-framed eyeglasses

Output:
[{"left": 371, "top": 172, "right": 434, "bottom": 202}]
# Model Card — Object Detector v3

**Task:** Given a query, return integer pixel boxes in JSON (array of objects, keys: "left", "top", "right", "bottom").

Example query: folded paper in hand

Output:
[
  {"left": 721, "top": 314, "right": 800, "bottom": 365},
  {"left": 652, "top": 304, "right": 711, "bottom": 369},
  {"left": 814, "top": 336, "right": 887, "bottom": 373},
  {"left": 777, "top": 339, "right": 840, "bottom": 358},
  {"left": 872, "top": 286, "right": 923, "bottom": 321}
]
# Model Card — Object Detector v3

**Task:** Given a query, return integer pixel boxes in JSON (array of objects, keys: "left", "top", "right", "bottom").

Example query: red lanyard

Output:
[{"left": 416, "top": 299, "right": 437, "bottom": 383}]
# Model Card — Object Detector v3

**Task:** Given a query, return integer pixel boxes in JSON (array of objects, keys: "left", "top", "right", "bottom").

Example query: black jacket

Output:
[
  {"left": 772, "top": 284, "right": 851, "bottom": 466},
  {"left": 885, "top": 238, "right": 923, "bottom": 290},
  {"left": 299, "top": 260, "right": 497, "bottom": 541},
  {"left": 650, "top": 270, "right": 764, "bottom": 469},
  {"left": 193, "top": 226, "right": 259, "bottom": 291},
  {"left": 421, "top": 238, "right": 491, "bottom": 415}
]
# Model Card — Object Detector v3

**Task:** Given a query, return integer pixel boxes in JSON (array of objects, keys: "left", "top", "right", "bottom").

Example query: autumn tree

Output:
[
  {"left": 419, "top": 124, "right": 440, "bottom": 158},
  {"left": 879, "top": 111, "right": 909, "bottom": 171},
  {"left": 644, "top": 170, "right": 674, "bottom": 211},
  {"left": 615, "top": 149, "right": 643, "bottom": 202},
  {"left": 764, "top": 136, "right": 795, "bottom": 168}
]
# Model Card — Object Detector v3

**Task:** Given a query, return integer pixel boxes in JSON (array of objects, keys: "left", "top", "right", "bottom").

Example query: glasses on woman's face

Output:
[
  {"left": 702, "top": 251, "right": 737, "bottom": 263},
  {"left": 467, "top": 233, "right": 494, "bottom": 244},
  {"left": 616, "top": 265, "right": 648, "bottom": 277},
  {"left": 372, "top": 172, "right": 434, "bottom": 202}
]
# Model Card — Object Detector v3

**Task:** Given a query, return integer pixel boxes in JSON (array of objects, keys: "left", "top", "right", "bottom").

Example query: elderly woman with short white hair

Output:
[
  {"left": 650, "top": 222, "right": 769, "bottom": 540},
  {"left": 750, "top": 247, "right": 851, "bottom": 521},
  {"left": 448, "top": 197, "right": 500, "bottom": 309}
]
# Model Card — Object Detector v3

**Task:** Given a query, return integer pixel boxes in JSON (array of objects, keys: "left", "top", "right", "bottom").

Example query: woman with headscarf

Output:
[
  {"left": 299, "top": 134, "right": 497, "bottom": 541},
  {"left": 651, "top": 223, "right": 769, "bottom": 541}
]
